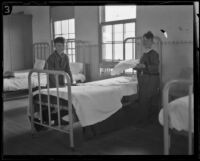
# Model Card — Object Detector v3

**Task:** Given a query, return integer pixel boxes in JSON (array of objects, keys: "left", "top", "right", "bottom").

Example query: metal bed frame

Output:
[
  {"left": 3, "top": 42, "right": 50, "bottom": 101},
  {"left": 28, "top": 69, "right": 74, "bottom": 149},
  {"left": 162, "top": 79, "right": 193, "bottom": 155}
]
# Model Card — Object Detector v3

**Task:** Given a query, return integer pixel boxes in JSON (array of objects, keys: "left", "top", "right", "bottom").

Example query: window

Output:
[
  {"left": 53, "top": 19, "right": 76, "bottom": 62},
  {"left": 100, "top": 5, "right": 136, "bottom": 63}
]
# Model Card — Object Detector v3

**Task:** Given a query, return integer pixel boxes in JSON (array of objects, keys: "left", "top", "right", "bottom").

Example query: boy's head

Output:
[
  {"left": 54, "top": 37, "right": 65, "bottom": 54},
  {"left": 143, "top": 31, "right": 154, "bottom": 49}
]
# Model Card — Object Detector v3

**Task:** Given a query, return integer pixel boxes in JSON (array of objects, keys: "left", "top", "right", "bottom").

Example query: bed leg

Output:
[
  {"left": 168, "top": 134, "right": 171, "bottom": 153},
  {"left": 70, "top": 147, "right": 75, "bottom": 152}
]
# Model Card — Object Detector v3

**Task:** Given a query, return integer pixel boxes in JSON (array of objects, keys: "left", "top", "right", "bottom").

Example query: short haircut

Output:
[
  {"left": 143, "top": 31, "right": 154, "bottom": 40},
  {"left": 54, "top": 37, "right": 65, "bottom": 44}
]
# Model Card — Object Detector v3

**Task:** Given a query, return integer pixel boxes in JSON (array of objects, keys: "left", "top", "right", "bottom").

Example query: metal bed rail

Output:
[
  {"left": 33, "top": 42, "right": 50, "bottom": 64},
  {"left": 28, "top": 69, "right": 74, "bottom": 149},
  {"left": 162, "top": 79, "right": 193, "bottom": 155}
]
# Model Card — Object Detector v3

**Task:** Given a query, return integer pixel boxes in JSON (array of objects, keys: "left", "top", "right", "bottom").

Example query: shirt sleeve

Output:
[
  {"left": 146, "top": 51, "right": 159, "bottom": 74},
  {"left": 44, "top": 54, "right": 54, "bottom": 70},
  {"left": 65, "top": 55, "right": 73, "bottom": 83}
]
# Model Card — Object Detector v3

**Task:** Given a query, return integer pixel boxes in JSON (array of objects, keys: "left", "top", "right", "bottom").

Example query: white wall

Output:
[
  {"left": 136, "top": 5, "right": 193, "bottom": 84},
  {"left": 75, "top": 6, "right": 99, "bottom": 81},
  {"left": 12, "top": 6, "right": 51, "bottom": 45}
]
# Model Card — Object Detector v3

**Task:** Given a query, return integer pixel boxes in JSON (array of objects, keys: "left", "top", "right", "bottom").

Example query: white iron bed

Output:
[
  {"left": 159, "top": 79, "right": 193, "bottom": 155},
  {"left": 3, "top": 42, "right": 88, "bottom": 101},
  {"left": 3, "top": 42, "right": 50, "bottom": 101},
  {"left": 28, "top": 68, "right": 138, "bottom": 149}
]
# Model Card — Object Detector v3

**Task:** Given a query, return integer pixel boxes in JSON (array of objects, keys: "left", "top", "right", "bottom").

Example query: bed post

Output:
[
  {"left": 28, "top": 70, "right": 36, "bottom": 136},
  {"left": 163, "top": 79, "right": 193, "bottom": 155}
]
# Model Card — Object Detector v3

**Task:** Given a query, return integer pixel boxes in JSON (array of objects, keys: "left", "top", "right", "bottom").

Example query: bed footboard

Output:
[
  {"left": 162, "top": 79, "right": 193, "bottom": 155},
  {"left": 28, "top": 69, "right": 74, "bottom": 149}
]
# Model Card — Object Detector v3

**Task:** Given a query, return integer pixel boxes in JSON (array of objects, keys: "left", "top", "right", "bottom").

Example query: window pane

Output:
[
  {"left": 69, "top": 19, "right": 75, "bottom": 33},
  {"left": 125, "top": 23, "right": 135, "bottom": 32},
  {"left": 62, "top": 20, "right": 68, "bottom": 34},
  {"left": 102, "top": 44, "right": 112, "bottom": 60},
  {"left": 114, "top": 44, "right": 123, "bottom": 60},
  {"left": 124, "top": 23, "right": 135, "bottom": 39},
  {"left": 125, "top": 43, "right": 133, "bottom": 60},
  {"left": 114, "top": 24, "right": 123, "bottom": 42},
  {"left": 102, "top": 25, "right": 112, "bottom": 43},
  {"left": 68, "top": 50, "right": 72, "bottom": 54},
  {"left": 105, "top": 5, "right": 136, "bottom": 22},
  {"left": 72, "top": 42, "right": 75, "bottom": 48},
  {"left": 62, "top": 34, "right": 68, "bottom": 39},
  {"left": 73, "top": 54, "right": 76, "bottom": 62},
  {"left": 69, "top": 34, "right": 75, "bottom": 39},
  {"left": 54, "top": 21, "right": 61, "bottom": 35}
]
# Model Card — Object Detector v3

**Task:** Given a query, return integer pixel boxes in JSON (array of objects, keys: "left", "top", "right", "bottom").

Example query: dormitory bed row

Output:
[
  {"left": 3, "top": 42, "right": 87, "bottom": 101},
  {"left": 4, "top": 36, "right": 194, "bottom": 155},
  {"left": 27, "top": 67, "right": 193, "bottom": 154}
]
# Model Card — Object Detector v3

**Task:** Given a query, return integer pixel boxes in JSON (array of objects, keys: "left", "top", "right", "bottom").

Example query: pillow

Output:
[
  {"left": 34, "top": 59, "right": 45, "bottom": 70},
  {"left": 70, "top": 62, "right": 83, "bottom": 74}
]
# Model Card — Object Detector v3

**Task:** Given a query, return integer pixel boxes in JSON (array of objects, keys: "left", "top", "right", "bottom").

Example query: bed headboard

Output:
[{"left": 33, "top": 42, "right": 50, "bottom": 64}]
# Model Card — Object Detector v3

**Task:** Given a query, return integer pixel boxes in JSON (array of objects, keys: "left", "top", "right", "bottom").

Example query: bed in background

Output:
[
  {"left": 3, "top": 42, "right": 88, "bottom": 101},
  {"left": 159, "top": 79, "right": 193, "bottom": 155},
  {"left": 3, "top": 42, "right": 50, "bottom": 101}
]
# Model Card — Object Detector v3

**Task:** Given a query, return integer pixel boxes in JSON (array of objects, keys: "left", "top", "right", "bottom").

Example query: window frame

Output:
[
  {"left": 52, "top": 18, "right": 76, "bottom": 62},
  {"left": 99, "top": 6, "right": 137, "bottom": 63}
]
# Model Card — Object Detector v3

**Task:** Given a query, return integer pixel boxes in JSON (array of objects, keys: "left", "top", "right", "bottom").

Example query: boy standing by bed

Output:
[
  {"left": 31, "top": 37, "right": 72, "bottom": 131},
  {"left": 44, "top": 37, "right": 73, "bottom": 87},
  {"left": 134, "top": 31, "right": 160, "bottom": 125}
]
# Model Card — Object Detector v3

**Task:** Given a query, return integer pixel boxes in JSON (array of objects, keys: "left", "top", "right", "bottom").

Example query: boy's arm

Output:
[
  {"left": 65, "top": 55, "right": 73, "bottom": 84},
  {"left": 44, "top": 55, "right": 54, "bottom": 70}
]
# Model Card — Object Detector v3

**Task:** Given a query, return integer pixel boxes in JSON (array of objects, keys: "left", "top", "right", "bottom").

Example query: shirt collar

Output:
[{"left": 143, "top": 48, "right": 153, "bottom": 53}]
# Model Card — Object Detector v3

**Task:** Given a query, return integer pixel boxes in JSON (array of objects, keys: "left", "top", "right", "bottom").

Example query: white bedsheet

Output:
[
  {"left": 30, "top": 76, "right": 138, "bottom": 127},
  {"left": 4, "top": 69, "right": 86, "bottom": 91},
  {"left": 4, "top": 72, "right": 47, "bottom": 91},
  {"left": 72, "top": 73, "right": 86, "bottom": 83},
  {"left": 32, "top": 85, "right": 123, "bottom": 127},
  {"left": 80, "top": 76, "right": 138, "bottom": 96},
  {"left": 159, "top": 94, "right": 194, "bottom": 132}
]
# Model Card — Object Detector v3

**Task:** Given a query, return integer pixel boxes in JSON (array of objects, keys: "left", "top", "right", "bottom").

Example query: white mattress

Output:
[
  {"left": 159, "top": 94, "right": 194, "bottom": 132},
  {"left": 30, "top": 76, "right": 138, "bottom": 127}
]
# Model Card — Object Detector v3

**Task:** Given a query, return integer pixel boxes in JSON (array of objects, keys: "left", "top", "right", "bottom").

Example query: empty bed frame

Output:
[
  {"left": 3, "top": 42, "right": 50, "bottom": 101},
  {"left": 161, "top": 79, "right": 193, "bottom": 155}
]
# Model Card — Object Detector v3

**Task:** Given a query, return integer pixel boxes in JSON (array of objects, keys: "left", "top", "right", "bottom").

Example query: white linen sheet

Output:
[
  {"left": 80, "top": 76, "right": 138, "bottom": 96},
  {"left": 158, "top": 94, "right": 194, "bottom": 132},
  {"left": 72, "top": 73, "right": 86, "bottom": 83},
  {"left": 32, "top": 85, "right": 123, "bottom": 127},
  {"left": 30, "top": 76, "right": 138, "bottom": 127},
  {"left": 4, "top": 71, "right": 47, "bottom": 91},
  {"left": 4, "top": 70, "right": 86, "bottom": 91}
]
